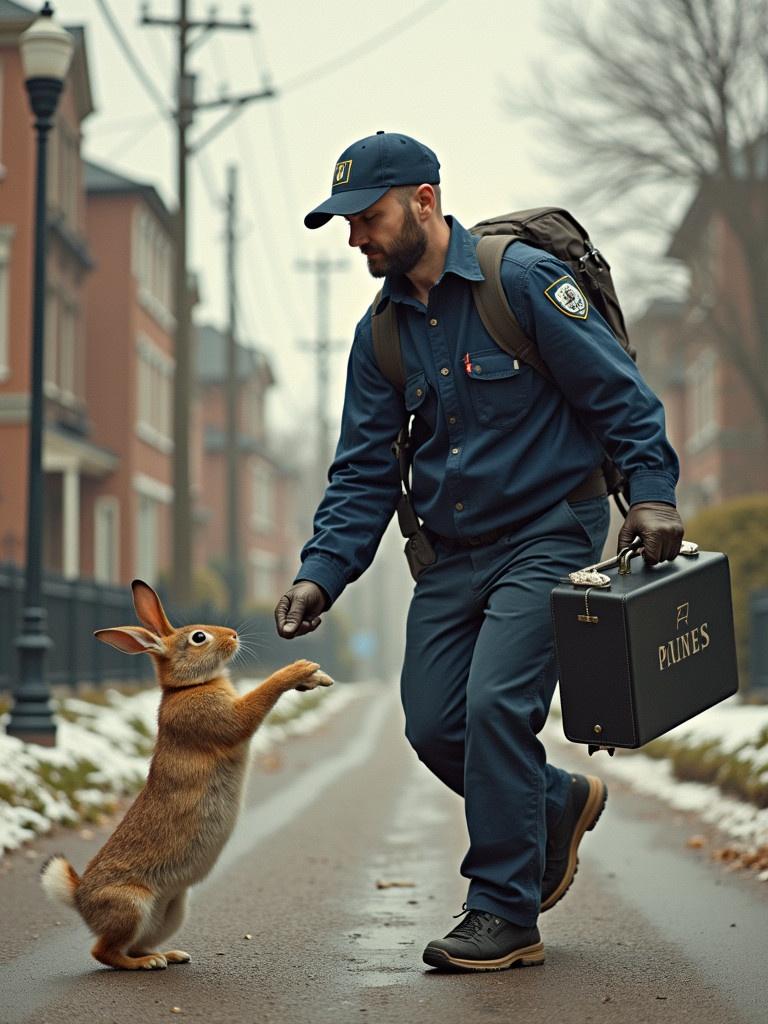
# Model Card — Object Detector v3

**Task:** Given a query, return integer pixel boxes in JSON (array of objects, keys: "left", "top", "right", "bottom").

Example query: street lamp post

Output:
[{"left": 6, "top": 3, "right": 74, "bottom": 746}]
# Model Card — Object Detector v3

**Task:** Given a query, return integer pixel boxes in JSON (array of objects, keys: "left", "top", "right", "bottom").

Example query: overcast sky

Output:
[{"left": 57, "top": 0, "right": 679, "bottom": 432}]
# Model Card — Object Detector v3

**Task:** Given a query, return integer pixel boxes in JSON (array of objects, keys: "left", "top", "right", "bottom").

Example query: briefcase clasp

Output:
[{"left": 568, "top": 540, "right": 700, "bottom": 587}]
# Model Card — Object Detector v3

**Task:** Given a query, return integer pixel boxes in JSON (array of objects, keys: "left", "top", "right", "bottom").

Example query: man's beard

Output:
[{"left": 364, "top": 206, "right": 428, "bottom": 279}]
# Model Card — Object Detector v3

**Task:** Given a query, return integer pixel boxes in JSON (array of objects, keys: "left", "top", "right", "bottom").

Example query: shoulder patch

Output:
[{"left": 544, "top": 275, "right": 589, "bottom": 320}]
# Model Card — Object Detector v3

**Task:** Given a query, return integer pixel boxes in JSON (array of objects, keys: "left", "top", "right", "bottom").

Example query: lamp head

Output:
[{"left": 19, "top": 3, "right": 75, "bottom": 84}]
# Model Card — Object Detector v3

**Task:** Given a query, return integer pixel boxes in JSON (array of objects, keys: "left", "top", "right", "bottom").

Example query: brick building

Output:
[
  {"left": 83, "top": 160, "right": 178, "bottom": 585},
  {"left": 0, "top": 3, "right": 120, "bottom": 577},
  {"left": 631, "top": 182, "right": 768, "bottom": 518}
]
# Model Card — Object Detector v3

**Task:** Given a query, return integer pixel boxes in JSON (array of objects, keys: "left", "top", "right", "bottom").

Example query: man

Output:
[{"left": 275, "top": 131, "right": 683, "bottom": 972}]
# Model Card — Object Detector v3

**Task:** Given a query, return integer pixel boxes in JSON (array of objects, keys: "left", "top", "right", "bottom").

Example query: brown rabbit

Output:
[{"left": 40, "top": 579, "right": 332, "bottom": 971}]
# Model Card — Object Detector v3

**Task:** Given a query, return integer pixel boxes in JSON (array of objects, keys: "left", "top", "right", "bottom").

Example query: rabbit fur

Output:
[{"left": 40, "top": 579, "right": 332, "bottom": 971}]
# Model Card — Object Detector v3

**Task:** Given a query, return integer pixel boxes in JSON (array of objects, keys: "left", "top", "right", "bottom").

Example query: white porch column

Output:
[{"left": 62, "top": 465, "right": 80, "bottom": 579}]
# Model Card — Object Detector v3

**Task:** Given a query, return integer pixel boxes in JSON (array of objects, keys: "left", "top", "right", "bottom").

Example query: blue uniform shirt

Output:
[{"left": 297, "top": 217, "right": 679, "bottom": 604}]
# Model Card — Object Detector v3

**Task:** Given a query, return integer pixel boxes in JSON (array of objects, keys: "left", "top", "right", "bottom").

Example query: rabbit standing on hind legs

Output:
[{"left": 40, "top": 579, "right": 333, "bottom": 971}]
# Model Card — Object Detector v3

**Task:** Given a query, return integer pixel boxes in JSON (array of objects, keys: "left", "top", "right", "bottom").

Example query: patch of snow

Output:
[{"left": 546, "top": 690, "right": 768, "bottom": 868}]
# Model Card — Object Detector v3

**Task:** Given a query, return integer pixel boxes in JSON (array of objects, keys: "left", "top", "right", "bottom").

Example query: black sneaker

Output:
[
  {"left": 540, "top": 773, "right": 607, "bottom": 912},
  {"left": 423, "top": 910, "right": 544, "bottom": 972}
]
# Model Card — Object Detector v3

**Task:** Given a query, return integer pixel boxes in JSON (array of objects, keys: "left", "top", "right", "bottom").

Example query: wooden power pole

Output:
[{"left": 141, "top": 2, "right": 273, "bottom": 605}]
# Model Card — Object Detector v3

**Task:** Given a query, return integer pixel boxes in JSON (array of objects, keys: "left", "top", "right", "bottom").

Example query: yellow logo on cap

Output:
[{"left": 334, "top": 160, "right": 352, "bottom": 186}]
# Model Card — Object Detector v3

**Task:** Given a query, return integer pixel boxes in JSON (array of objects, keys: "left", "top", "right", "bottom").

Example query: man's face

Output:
[{"left": 345, "top": 190, "right": 427, "bottom": 278}]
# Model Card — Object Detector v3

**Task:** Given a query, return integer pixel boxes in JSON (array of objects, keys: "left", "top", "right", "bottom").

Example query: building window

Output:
[
  {"left": 59, "top": 302, "right": 77, "bottom": 401},
  {"left": 686, "top": 347, "right": 718, "bottom": 451},
  {"left": 46, "top": 120, "right": 78, "bottom": 230},
  {"left": 132, "top": 207, "right": 174, "bottom": 328},
  {"left": 251, "top": 462, "right": 274, "bottom": 531},
  {"left": 42, "top": 289, "right": 81, "bottom": 405},
  {"left": 136, "top": 494, "right": 158, "bottom": 583},
  {"left": 0, "top": 225, "right": 13, "bottom": 379},
  {"left": 94, "top": 496, "right": 120, "bottom": 583},
  {"left": 136, "top": 333, "right": 174, "bottom": 452},
  {"left": 250, "top": 549, "right": 278, "bottom": 604}
]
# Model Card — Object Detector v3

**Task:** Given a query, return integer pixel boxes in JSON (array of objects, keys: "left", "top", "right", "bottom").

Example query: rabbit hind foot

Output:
[
  {"left": 163, "top": 949, "right": 191, "bottom": 963},
  {"left": 92, "top": 938, "right": 167, "bottom": 970},
  {"left": 130, "top": 946, "right": 190, "bottom": 964}
]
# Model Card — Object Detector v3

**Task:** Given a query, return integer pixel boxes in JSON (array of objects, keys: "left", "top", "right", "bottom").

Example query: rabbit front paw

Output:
[{"left": 295, "top": 665, "right": 334, "bottom": 691}]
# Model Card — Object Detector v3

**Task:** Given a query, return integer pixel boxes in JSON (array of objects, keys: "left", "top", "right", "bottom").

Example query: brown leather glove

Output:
[
  {"left": 274, "top": 580, "right": 328, "bottom": 638},
  {"left": 617, "top": 501, "right": 684, "bottom": 565}
]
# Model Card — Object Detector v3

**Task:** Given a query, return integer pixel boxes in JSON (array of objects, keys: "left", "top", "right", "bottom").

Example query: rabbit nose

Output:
[{"left": 230, "top": 630, "right": 238, "bottom": 639}]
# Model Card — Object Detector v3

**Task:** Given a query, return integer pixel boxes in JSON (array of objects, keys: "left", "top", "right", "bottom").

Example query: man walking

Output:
[{"left": 275, "top": 132, "right": 683, "bottom": 972}]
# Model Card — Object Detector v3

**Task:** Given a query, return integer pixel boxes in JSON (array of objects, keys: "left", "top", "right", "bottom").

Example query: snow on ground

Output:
[
  {"left": 0, "top": 678, "right": 359, "bottom": 857},
  {"left": 546, "top": 693, "right": 768, "bottom": 869}
]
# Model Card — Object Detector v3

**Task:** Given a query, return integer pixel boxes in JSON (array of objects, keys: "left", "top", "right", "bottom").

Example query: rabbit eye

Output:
[{"left": 189, "top": 630, "right": 210, "bottom": 646}]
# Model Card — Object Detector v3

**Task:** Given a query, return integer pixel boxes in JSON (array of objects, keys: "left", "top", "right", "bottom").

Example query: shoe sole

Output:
[
  {"left": 422, "top": 941, "right": 545, "bottom": 973},
  {"left": 540, "top": 775, "right": 607, "bottom": 913}
]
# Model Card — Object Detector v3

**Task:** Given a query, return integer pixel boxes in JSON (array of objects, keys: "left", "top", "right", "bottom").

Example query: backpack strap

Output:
[
  {"left": 370, "top": 290, "right": 406, "bottom": 391},
  {"left": 472, "top": 236, "right": 555, "bottom": 385}
]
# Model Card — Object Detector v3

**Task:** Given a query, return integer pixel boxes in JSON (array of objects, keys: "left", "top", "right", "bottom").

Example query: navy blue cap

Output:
[{"left": 304, "top": 131, "right": 440, "bottom": 229}]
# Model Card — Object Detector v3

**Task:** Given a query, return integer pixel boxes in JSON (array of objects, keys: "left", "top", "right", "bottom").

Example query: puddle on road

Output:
[{"left": 346, "top": 919, "right": 417, "bottom": 949}]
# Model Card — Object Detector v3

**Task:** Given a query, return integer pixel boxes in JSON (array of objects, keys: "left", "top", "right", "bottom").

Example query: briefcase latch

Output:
[{"left": 568, "top": 539, "right": 700, "bottom": 586}]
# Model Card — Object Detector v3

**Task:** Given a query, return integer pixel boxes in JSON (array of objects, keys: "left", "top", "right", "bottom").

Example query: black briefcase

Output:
[{"left": 551, "top": 542, "right": 739, "bottom": 754}]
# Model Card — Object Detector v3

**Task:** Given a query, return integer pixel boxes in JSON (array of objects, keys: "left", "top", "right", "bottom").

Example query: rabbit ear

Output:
[
  {"left": 94, "top": 626, "right": 166, "bottom": 656},
  {"left": 131, "top": 580, "right": 174, "bottom": 637}
]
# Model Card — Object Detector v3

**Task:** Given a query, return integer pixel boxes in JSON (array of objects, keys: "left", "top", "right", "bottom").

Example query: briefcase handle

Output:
[{"left": 567, "top": 540, "right": 700, "bottom": 589}]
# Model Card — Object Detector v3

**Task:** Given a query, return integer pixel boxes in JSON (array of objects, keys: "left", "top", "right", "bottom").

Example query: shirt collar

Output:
[{"left": 374, "top": 216, "right": 485, "bottom": 313}]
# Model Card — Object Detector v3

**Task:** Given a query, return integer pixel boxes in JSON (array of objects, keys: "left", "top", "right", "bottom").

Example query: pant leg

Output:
[
  {"left": 462, "top": 497, "right": 610, "bottom": 924},
  {"left": 400, "top": 543, "right": 482, "bottom": 796}
]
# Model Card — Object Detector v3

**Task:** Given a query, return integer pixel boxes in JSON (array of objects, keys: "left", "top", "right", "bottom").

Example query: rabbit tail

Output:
[{"left": 41, "top": 854, "right": 80, "bottom": 908}]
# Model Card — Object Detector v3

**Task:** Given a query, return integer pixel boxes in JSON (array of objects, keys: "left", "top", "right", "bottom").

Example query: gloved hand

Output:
[
  {"left": 617, "top": 501, "right": 684, "bottom": 565},
  {"left": 274, "top": 580, "right": 328, "bottom": 639}
]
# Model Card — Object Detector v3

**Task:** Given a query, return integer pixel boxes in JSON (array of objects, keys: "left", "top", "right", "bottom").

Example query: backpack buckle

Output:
[{"left": 579, "top": 245, "right": 608, "bottom": 277}]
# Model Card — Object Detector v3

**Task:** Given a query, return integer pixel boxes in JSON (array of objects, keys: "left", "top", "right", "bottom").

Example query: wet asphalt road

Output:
[{"left": 1, "top": 681, "right": 766, "bottom": 1024}]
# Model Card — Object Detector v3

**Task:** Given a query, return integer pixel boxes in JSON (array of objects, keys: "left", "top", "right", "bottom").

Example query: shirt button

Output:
[
  {"left": 440, "top": 367, "right": 450, "bottom": 376},
  {"left": 475, "top": 365, "right": 483, "bottom": 374},
  {"left": 451, "top": 447, "right": 460, "bottom": 455},
  {"left": 448, "top": 416, "right": 457, "bottom": 425},
  {"left": 455, "top": 501, "right": 464, "bottom": 511},
  {"left": 429, "top": 318, "right": 438, "bottom": 326},
  {"left": 415, "top": 387, "right": 423, "bottom": 397}
]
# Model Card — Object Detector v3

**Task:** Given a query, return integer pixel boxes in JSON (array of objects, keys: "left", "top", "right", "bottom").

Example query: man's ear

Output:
[
  {"left": 414, "top": 183, "right": 437, "bottom": 219},
  {"left": 131, "top": 580, "right": 174, "bottom": 637},
  {"left": 94, "top": 626, "right": 166, "bottom": 655}
]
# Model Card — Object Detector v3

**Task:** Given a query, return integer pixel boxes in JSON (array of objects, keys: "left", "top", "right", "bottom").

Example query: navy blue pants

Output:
[{"left": 400, "top": 496, "right": 610, "bottom": 926}]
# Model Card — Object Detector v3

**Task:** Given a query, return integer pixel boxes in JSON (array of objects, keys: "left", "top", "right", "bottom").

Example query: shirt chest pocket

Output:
[
  {"left": 465, "top": 348, "right": 532, "bottom": 429},
  {"left": 404, "top": 370, "right": 437, "bottom": 431}
]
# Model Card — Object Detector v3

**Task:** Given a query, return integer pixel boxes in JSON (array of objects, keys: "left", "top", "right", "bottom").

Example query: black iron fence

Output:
[{"left": 0, "top": 563, "right": 356, "bottom": 693}]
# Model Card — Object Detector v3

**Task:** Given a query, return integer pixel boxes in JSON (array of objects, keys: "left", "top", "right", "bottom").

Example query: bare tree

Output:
[{"left": 509, "top": 0, "right": 768, "bottom": 427}]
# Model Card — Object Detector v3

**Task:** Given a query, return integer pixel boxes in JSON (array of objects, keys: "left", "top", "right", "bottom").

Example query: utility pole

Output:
[
  {"left": 296, "top": 256, "right": 348, "bottom": 498},
  {"left": 224, "top": 164, "right": 241, "bottom": 623},
  {"left": 141, "top": 2, "right": 274, "bottom": 605}
]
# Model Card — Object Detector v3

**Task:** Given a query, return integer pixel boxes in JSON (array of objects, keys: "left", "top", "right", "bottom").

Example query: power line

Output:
[
  {"left": 206, "top": 35, "right": 311, "bottom": 343},
  {"left": 188, "top": 0, "right": 450, "bottom": 144},
  {"left": 249, "top": 31, "right": 304, "bottom": 259},
  {"left": 280, "top": 0, "right": 450, "bottom": 94},
  {"left": 195, "top": 149, "right": 220, "bottom": 208},
  {"left": 93, "top": 0, "right": 171, "bottom": 118},
  {"left": 88, "top": 112, "right": 161, "bottom": 136},
  {"left": 104, "top": 116, "right": 165, "bottom": 162}
]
